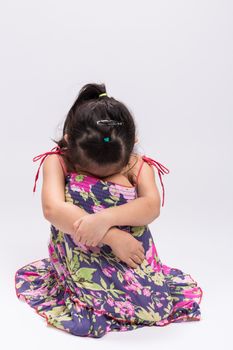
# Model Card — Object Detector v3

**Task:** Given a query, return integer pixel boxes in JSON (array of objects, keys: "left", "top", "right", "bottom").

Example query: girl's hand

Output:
[
  {"left": 72, "top": 212, "right": 112, "bottom": 247},
  {"left": 107, "top": 228, "right": 146, "bottom": 269}
]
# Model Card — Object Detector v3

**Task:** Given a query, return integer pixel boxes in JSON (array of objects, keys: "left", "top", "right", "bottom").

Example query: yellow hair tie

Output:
[{"left": 99, "top": 92, "right": 107, "bottom": 97}]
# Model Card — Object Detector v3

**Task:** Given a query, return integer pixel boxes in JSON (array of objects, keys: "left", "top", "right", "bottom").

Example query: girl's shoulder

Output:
[
  {"left": 43, "top": 153, "right": 68, "bottom": 177},
  {"left": 32, "top": 146, "right": 68, "bottom": 193},
  {"left": 127, "top": 152, "right": 144, "bottom": 186},
  {"left": 128, "top": 141, "right": 170, "bottom": 207},
  {"left": 56, "top": 154, "right": 68, "bottom": 177}
]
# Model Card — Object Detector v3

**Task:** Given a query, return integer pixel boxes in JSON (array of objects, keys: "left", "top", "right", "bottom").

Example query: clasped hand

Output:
[
  {"left": 71, "top": 212, "right": 112, "bottom": 247},
  {"left": 71, "top": 211, "right": 146, "bottom": 270}
]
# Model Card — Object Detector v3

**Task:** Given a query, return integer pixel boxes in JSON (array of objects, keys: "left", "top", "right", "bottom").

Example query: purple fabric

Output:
[{"left": 15, "top": 173, "right": 203, "bottom": 338}]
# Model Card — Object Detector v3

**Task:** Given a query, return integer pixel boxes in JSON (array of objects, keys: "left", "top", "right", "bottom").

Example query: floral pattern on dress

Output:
[{"left": 15, "top": 172, "right": 203, "bottom": 338}]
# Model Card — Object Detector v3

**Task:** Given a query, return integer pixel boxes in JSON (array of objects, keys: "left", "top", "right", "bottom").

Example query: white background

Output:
[{"left": 1, "top": 0, "right": 232, "bottom": 349}]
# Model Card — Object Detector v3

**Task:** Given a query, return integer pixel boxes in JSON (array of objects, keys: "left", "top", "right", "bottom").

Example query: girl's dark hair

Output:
[{"left": 52, "top": 82, "right": 137, "bottom": 174}]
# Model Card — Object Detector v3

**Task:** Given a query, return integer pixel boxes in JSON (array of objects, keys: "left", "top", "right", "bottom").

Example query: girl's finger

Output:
[
  {"left": 75, "top": 235, "right": 81, "bottom": 243},
  {"left": 84, "top": 240, "right": 89, "bottom": 245},
  {"left": 138, "top": 244, "right": 145, "bottom": 254},
  {"left": 81, "top": 238, "right": 89, "bottom": 245},
  {"left": 127, "top": 258, "right": 138, "bottom": 269},
  {"left": 131, "top": 254, "right": 143, "bottom": 264},
  {"left": 136, "top": 251, "right": 145, "bottom": 261},
  {"left": 73, "top": 222, "right": 79, "bottom": 229}
]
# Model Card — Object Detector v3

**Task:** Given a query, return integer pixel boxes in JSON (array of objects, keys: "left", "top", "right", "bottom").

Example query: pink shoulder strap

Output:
[
  {"left": 136, "top": 154, "right": 170, "bottom": 207},
  {"left": 32, "top": 145, "right": 65, "bottom": 194}
]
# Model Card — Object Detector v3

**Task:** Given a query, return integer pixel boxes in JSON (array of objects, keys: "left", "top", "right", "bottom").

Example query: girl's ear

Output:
[
  {"left": 64, "top": 133, "right": 68, "bottom": 142},
  {"left": 135, "top": 136, "right": 139, "bottom": 144}
]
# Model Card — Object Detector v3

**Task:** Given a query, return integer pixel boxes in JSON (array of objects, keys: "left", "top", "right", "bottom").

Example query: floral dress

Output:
[{"left": 15, "top": 146, "right": 203, "bottom": 338}]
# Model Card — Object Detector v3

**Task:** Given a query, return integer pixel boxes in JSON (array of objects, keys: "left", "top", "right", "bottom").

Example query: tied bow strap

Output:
[
  {"left": 141, "top": 155, "right": 170, "bottom": 207},
  {"left": 32, "top": 145, "right": 65, "bottom": 193}
]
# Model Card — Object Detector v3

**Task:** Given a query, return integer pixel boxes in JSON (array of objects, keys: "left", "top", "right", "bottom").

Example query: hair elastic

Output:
[{"left": 99, "top": 92, "right": 107, "bottom": 97}]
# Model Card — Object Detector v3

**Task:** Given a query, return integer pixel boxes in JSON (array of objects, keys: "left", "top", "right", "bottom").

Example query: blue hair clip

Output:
[{"left": 103, "top": 137, "right": 110, "bottom": 142}]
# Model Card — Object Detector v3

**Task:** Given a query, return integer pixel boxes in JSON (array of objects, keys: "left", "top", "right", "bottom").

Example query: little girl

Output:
[{"left": 15, "top": 83, "right": 203, "bottom": 338}]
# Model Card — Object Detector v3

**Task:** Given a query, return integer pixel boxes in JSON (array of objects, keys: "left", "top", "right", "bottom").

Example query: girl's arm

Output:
[
  {"left": 41, "top": 154, "right": 117, "bottom": 246},
  {"left": 97, "top": 160, "right": 161, "bottom": 227},
  {"left": 42, "top": 154, "right": 160, "bottom": 235},
  {"left": 41, "top": 154, "right": 149, "bottom": 269},
  {"left": 41, "top": 154, "right": 98, "bottom": 235}
]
